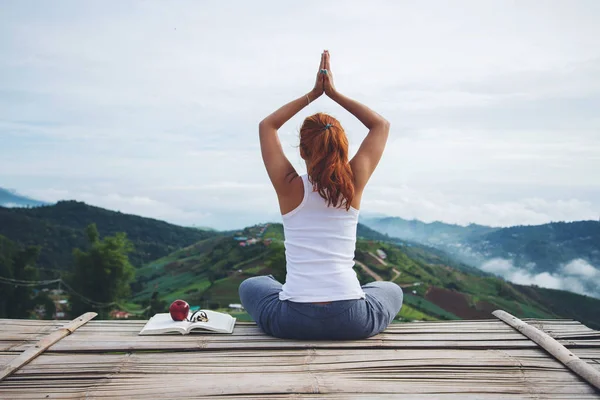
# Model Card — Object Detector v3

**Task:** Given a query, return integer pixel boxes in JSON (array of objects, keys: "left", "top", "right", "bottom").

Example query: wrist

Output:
[
  {"left": 327, "top": 88, "right": 340, "bottom": 101},
  {"left": 308, "top": 89, "right": 323, "bottom": 102}
]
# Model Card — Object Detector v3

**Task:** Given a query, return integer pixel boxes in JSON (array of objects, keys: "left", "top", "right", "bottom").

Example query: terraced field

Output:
[{"left": 131, "top": 223, "right": 600, "bottom": 329}]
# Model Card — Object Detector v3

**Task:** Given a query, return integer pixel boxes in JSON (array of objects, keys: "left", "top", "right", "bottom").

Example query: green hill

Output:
[
  {"left": 2, "top": 199, "right": 597, "bottom": 329},
  {"left": 363, "top": 217, "right": 600, "bottom": 274},
  {"left": 358, "top": 222, "right": 488, "bottom": 276},
  {"left": 0, "top": 201, "right": 218, "bottom": 272},
  {"left": 363, "top": 217, "right": 600, "bottom": 295},
  {"left": 132, "top": 223, "right": 600, "bottom": 329}
]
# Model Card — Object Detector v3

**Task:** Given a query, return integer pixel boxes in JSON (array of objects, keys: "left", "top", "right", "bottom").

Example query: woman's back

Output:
[{"left": 279, "top": 174, "right": 365, "bottom": 302}]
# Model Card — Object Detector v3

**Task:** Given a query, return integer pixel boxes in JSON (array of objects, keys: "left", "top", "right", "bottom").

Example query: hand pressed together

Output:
[
  {"left": 322, "top": 50, "right": 336, "bottom": 97},
  {"left": 311, "top": 50, "right": 336, "bottom": 99}
]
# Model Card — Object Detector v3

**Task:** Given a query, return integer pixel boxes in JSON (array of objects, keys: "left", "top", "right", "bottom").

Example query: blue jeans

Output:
[{"left": 238, "top": 275, "right": 403, "bottom": 340}]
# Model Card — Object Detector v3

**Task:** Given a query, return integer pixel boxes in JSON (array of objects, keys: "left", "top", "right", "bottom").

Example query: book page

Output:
[
  {"left": 188, "top": 310, "right": 236, "bottom": 333},
  {"left": 139, "top": 313, "right": 188, "bottom": 335},
  {"left": 139, "top": 311, "right": 236, "bottom": 335}
]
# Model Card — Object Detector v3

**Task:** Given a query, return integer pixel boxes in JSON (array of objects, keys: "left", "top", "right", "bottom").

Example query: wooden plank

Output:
[
  {"left": 69, "top": 331, "right": 532, "bottom": 341},
  {"left": 39, "top": 318, "right": 598, "bottom": 353},
  {"left": 2, "top": 316, "right": 599, "bottom": 399},
  {"left": 0, "top": 312, "right": 97, "bottom": 382},
  {"left": 68, "top": 319, "right": 595, "bottom": 335},
  {"left": 50, "top": 372, "right": 600, "bottom": 397},
  {"left": 43, "top": 337, "right": 542, "bottom": 352},
  {"left": 493, "top": 310, "right": 600, "bottom": 391},
  {"left": 0, "top": 321, "right": 66, "bottom": 352}
]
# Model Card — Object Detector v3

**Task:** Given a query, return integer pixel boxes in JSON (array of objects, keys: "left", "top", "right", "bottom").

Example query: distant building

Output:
[
  {"left": 110, "top": 310, "right": 131, "bottom": 319},
  {"left": 376, "top": 249, "right": 387, "bottom": 260},
  {"left": 234, "top": 236, "right": 248, "bottom": 241},
  {"left": 53, "top": 299, "right": 69, "bottom": 319},
  {"left": 34, "top": 305, "right": 48, "bottom": 319},
  {"left": 228, "top": 304, "right": 244, "bottom": 310}
]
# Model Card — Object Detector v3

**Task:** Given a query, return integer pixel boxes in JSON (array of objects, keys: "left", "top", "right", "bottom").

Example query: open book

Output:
[{"left": 139, "top": 310, "right": 236, "bottom": 335}]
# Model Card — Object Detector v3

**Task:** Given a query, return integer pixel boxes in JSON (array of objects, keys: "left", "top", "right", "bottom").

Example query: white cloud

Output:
[
  {"left": 562, "top": 259, "right": 599, "bottom": 278},
  {"left": 481, "top": 257, "right": 599, "bottom": 298},
  {"left": 27, "top": 189, "right": 210, "bottom": 224},
  {"left": 362, "top": 184, "right": 597, "bottom": 227},
  {"left": 23, "top": 185, "right": 280, "bottom": 230},
  {"left": 479, "top": 259, "right": 515, "bottom": 275}
]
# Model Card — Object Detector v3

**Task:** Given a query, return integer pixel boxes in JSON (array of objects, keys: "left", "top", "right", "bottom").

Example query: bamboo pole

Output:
[
  {"left": 0, "top": 312, "right": 97, "bottom": 382},
  {"left": 493, "top": 310, "right": 600, "bottom": 391}
]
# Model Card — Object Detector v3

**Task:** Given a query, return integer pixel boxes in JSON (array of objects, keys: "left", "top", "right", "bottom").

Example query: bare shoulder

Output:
[
  {"left": 277, "top": 173, "right": 305, "bottom": 215},
  {"left": 350, "top": 167, "right": 365, "bottom": 210}
]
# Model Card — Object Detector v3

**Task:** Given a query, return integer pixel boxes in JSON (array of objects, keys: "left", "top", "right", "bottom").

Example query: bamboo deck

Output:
[{"left": 1, "top": 315, "right": 599, "bottom": 399}]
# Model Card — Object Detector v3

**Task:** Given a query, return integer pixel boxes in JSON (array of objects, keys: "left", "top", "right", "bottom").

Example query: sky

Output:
[{"left": 1, "top": 1, "right": 599, "bottom": 230}]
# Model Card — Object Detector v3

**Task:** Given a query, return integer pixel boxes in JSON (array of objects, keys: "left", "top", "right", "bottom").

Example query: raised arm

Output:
[
  {"left": 259, "top": 53, "right": 325, "bottom": 195},
  {"left": 322, "top": 51, "right": 390, "bottom": 192}
]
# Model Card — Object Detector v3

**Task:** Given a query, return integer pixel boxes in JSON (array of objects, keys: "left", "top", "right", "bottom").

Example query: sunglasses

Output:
[{"left": 188, "top": 310, "right": 209, "bottom": 323}]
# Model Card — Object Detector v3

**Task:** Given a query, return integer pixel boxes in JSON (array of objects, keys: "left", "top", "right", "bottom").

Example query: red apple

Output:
[{"left": 169, "top": 299, "right": 190, "bottom": 321}]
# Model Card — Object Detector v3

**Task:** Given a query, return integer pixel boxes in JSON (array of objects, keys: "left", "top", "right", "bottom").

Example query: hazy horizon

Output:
[
  {"left": 3, "top": 190, "right": 598, "bottom": 233},
  {"left": 2, "top": 1, "right": 599, "bottom": 230}
]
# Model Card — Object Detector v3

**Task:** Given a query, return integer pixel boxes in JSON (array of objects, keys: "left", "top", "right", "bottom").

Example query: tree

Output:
[
  {"left": 0, "top": 235, "right": 16, "bottom": 317},
  {"left": 34, "top": 292, "right": 56, "bottom": 319},
  {"left": 68, "top": 224, "right": 135, "bottom": 319},
  {"left": 145, "top": 291, "right": 167, "bottom": 318},
  {"left": 0, "top": 235, "right": 43, "bottom": 318},
  {"left": 10, "top": 246, "right": 41, "bottom": 318}
]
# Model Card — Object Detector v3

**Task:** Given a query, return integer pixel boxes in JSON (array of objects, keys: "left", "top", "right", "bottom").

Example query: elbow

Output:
[
  {"left": 366, "top": 117, "right": 389, "bottom": 133},
  {"left": 258, "top": 118, "right": 274, "bottom": 133},
  {"left": 258, "top": 119, "right": 268, "bottom": 136},
  {"left": 258, "top": 119, "right": 267, "bottom": 131},
  {"left": 377, "top": 117, "right": 390, "bottom": 132}
]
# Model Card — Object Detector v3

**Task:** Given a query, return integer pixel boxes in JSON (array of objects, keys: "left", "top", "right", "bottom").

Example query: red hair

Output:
[{"left": 300, "top": 113, "right": 354, "bottom": 210}]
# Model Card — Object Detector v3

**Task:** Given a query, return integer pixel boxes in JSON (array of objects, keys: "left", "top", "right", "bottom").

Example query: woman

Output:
[{"left": 239, "top": 50, "right": 403, "bottom": 340}]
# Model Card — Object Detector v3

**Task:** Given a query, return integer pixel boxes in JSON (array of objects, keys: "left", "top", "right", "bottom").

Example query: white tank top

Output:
[{"left": 279, "top": 174, "right": 366, "bottom": 302}]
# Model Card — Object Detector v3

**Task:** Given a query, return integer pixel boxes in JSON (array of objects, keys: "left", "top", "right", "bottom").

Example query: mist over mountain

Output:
[
  {"left": 0, "top": 187, "right": 48, "bottom": 208},
  {"left": 362, "top": 216, "right": 600, "bottom": 298},
  {"left": 360, "top": 216, "right": 499, "bottom": 243}
]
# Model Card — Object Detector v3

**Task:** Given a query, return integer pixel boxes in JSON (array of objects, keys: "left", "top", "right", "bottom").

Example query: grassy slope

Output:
[
  {"left": 0, "top": 201, "right": 218, "bottom": 270},
  {"left": 132, "top": 223, "right": 600, "bottom": 329}
]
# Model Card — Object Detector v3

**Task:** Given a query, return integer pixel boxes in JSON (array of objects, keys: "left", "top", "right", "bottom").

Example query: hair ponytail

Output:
[{"left": 300, "top": 113, "right": 355, "bottom": 210}]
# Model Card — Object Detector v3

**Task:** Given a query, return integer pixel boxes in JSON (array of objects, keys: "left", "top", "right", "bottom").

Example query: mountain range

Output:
[
  {"left": 1, "top": 201, "right": 599, "bottom": 328},
  {"left": 362, "top": 216, "right": 600, "bottom": 298},
  {"left": 132, "top": 222, "right": 600, "bottom": 329},
  {"left": 0, "top": 201, "right": 215, "bottom": 271}
]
